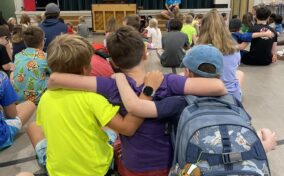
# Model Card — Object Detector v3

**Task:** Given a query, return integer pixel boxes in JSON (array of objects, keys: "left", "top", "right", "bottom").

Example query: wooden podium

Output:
[{"left": 92, "top": 4, "right": 137, "bottom": 32}]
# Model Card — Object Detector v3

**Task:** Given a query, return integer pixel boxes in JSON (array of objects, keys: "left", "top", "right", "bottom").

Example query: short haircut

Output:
[
  {"left": 256, "top": 6, "right": 271, "bottom": 21},
  {"left": 184, "top": 15, "right": 193, "bottom": 24},
  {"left": 45, "top": 12, "right": 59, "bottom": 19},
  {"left": 169, "top": 19, "right": 183, "bottom": 31},
  {"left": 124, "top": 14, "right": 140, "bottom": 31},
  {"left": 47, "top": 34, "right": 93, "bottom": 74},
  {"left": 79, "top": 16, "right": 85, "bottom": 23},
  {"left": 229, "top": 19, "right": 242, "bottom": 32},
  {"left": 232, "top": 15, "right": 238, "bottom": 19},
  {"left": 275, "top": 15, "right": 283, "bottom": 24},
  {"left": 106, "top": 26, "right": 144, "bottom": 70},
  {"left": 221, "top": 13, "right": 227, "bottom": 18},
  {"left": 23, "top": 26, "right": 44, "bottom": 48},
  {"left": 12, "top": 24, "right": 25, "bottom": 43},
  {"left": 192, "top": 63, "right": 219, "bottom": 78}
]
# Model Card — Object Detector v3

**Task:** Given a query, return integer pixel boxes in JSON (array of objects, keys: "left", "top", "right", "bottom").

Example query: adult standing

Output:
[{"left": 39, "top": 3, "right": 67, "bottom": 51}]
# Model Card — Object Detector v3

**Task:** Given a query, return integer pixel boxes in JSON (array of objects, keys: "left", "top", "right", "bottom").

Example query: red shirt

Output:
[{"left": 90, "top": 54, "right": 113, "bottom": 77}]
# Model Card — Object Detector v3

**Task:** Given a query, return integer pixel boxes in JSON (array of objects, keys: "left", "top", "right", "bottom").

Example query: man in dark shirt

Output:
[
  {"left": 39, "top": 3, "right": 67, "bottom": 51},
  {"left": 241, "top": 6, "right": 277, "bottom": 66}
]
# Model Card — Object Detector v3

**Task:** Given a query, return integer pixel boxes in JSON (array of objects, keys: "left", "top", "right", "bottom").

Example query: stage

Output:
[{"left": 15, "top": 7, "right": 231, "bottom": 32}]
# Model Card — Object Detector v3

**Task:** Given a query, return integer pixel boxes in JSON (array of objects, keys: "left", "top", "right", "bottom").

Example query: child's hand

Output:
[
  {"left": 112, "top": 73, "right": 125, "bottom": 80},
  {"left": 263, "top": 30, "right": 274, "bottom": 38},
  {"left": 144, "top": 71, "right": 164, "bottom": 91},
  {"left": 257, "top": 128, "right": 277, "bottom": 153},
  {"left": 272, "top": 54, "right": 277, "bottom": 63}
]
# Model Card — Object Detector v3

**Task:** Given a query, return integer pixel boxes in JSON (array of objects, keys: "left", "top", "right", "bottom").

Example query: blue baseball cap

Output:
[{"left": 182, "top": 45, "right": 223, "bottom": 78}]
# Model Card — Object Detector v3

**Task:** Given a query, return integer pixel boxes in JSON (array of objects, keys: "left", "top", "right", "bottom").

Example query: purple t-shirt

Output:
[
  {"left": 97, "top": 74, "right": 186, "bottom": 172},
  {"left": 221, "top": 52, "right": 241, "bottom": 101}
]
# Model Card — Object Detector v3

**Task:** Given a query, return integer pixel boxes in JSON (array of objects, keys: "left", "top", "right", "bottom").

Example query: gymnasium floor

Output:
[{"left": 0, "top": 34, "right": 284, "bottom": 175}]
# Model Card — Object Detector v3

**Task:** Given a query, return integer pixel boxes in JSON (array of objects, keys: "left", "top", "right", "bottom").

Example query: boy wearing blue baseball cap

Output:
[{"left": 114, "top": 44, "right": 276, "bottom": 153}]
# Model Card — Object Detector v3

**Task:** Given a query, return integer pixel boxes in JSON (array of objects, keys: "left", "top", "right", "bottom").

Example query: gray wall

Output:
[{"left": 0, "top": 0, "right": 16, "bottom": 20}]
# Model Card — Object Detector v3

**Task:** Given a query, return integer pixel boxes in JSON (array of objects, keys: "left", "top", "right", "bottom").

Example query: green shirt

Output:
[{"left": 181, "top": 24, "right": 197, "bottom": 45}]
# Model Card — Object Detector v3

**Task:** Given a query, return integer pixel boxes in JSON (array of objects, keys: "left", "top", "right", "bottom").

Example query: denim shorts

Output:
[
  {"left": 0, "top": 117, "right": 22, "bottom": 150},
  {"left": 35, "top": 139, "right": 47, "bottom": 166}
]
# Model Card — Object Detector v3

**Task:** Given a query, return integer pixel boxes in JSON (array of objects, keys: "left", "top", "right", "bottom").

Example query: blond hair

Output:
[
  {"left": 184, "top": 14, "right": 193, "bottom": 24},
  {"left": 47, "top": 34, "right": 93, "bottom": 74},
  {"left": 197, "top": 9, "right": 237, "bottom": 55},
  {"left": 149, "top": 18, "right": 158, "bottom": 28},
  {"left": 79, "top": 16, "right": 85, "bottom": 23}
]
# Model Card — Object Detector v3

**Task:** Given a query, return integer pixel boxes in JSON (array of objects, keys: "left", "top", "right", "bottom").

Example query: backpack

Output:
[{"left": 169, "top": 95, "right": 271, "bottom": 176}]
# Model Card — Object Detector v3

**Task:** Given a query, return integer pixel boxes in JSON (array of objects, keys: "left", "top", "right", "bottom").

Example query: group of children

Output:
[{"left": 0, "top": 2, "right": 280, "bottom": 176}]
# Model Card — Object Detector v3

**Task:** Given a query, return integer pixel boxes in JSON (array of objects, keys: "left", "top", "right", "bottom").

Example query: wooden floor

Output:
[{"left": 1, "top": 34, "right": 284, "bottom": 175}]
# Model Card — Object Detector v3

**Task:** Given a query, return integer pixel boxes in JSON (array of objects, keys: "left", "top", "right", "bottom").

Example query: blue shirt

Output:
[
  {"left": 275, "top": 24, "right": 283, "bottom": 33},
  {"left": 166, "top": 0, "right": 181, "bottom": 5},
  {"left": 231, "top": 32, "right": 253, "bottom": 44},
  {"left": 13, "top": 48, "right": 50, "bottom": 104},
  {"left": 0, "top": 71, "right": 18, "bottom": 145}
]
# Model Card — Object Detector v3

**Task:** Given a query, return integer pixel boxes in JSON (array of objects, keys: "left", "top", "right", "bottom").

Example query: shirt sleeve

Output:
[
  {"left": 96, "top": 76, "right": 116, "bottom": 98},
  {"left": 166, "top": 74, "right": 187, "bottom": 95},
  {"left": 0, "top": 72, "right": 18, "bottom": 106},
  {"left": 239, "top": 33, "right": 253, "bottom": 42},
  {"left": 0, "top": 45, "right": 11, "bottom": 67},
  {"left": 155, "top": 96, "right": 187, "bottom": 120},
  {"left": 88, "top": 93, "right": 119, "bottom": 127}
]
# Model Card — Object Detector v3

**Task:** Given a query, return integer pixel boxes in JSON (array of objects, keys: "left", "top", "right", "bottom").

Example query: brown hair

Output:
[
  {"left": 12, "top": 24, "right": 26, "bottom": 43},
  {"left": 47, "top": 34, "right": 93, "bottom": 74},
  {"left": 184, "top": 14, "right": 193, "bottom": 24},
  {"left": 124, "top": 15, "right": 140, "bottom": 31},
  {"left": 20, "top": 14, "right": 31, "bottom": 26},
  {"left": 106, "top": 17, "right": 118, "bottom": 33},
  {"left": 192, "top": 63, "right": 219, "bottom": 78},
  {"left": 23, "top": 26, "right": 44, "bottom": 48},
  {"left": 106, "top": 26, "right": 144, "bottom": 70},
  {"left": 197, "top": 9, "right": 237, "bottom": 55}
]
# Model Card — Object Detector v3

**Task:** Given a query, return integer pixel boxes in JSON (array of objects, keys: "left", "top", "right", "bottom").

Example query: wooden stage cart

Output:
[{"left": 92, "top": 4, "right": 137, "bottom": 32}]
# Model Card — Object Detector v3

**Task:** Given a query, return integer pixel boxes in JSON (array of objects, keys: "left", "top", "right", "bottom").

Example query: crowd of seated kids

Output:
[{"left": 0, "top": 2, "right": 280, "bottom": 176}]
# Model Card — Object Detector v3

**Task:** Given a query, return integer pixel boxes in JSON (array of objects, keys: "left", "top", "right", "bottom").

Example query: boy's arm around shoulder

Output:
[
  {"left": 47, "top": 72, "right": 97, "bottom": 92},
  {"left": 184, "top": 77, "right": 227, "bottom": 96}
]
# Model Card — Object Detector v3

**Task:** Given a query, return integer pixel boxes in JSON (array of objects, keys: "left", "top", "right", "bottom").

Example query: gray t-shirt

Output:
[
  {"left": 161, "top": 31, "right": 189, "bottom": 67},
  {"left": 77, "top": 22, "right": 89, "bottom": 38}
]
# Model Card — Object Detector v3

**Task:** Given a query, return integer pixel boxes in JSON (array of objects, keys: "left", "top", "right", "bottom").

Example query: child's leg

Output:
[
  {"left": 17, "top": 101, "right": 36, "bottom": 125},
  {"left": 236, "top": 70, "right": 244, "bottom": 88},
  {"left": 26, "top": 122, "right": 47, "bottom": 166},
  {"left": 16, "top": 172, "right": 34, "bottom": 176},
  {"left": 257, "top": 128, "right": 277, "bottom": 153}
]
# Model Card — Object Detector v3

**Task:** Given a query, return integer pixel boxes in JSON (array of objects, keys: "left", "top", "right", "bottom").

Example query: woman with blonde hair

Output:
[
  {"left": 146, "top": 18, "right": 162, "bottom": 49},
  {"left": 197, "top": 9, "right": 244, "bottom": 101}
]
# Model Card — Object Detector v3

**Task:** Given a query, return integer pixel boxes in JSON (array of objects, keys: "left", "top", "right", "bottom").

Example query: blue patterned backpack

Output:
[{"left": 169, "top": 95, "right": 270, "bottom": 176}]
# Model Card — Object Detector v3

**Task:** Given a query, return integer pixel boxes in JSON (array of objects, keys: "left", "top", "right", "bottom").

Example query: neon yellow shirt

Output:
[
  {"left": 36, "top": 89, "right": 119, "bottom": 176},
  {"left": 181, "top": 24, "right": 197, "bottom": 45}
]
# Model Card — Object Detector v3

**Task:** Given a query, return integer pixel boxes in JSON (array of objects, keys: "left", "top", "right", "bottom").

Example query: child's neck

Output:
[
  {"left": 122, "top": 63, "right": 146, "bottom": 86},
  {"left": 257, "top": 20, "right": 267, "bottom": 25}
]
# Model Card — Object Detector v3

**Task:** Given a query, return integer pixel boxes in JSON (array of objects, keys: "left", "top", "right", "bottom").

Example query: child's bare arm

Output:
[
  {"left": 115, "top": 72, "right": 161, "bottom": 118},
  {"left": 238, "top": 42, "right": 249, "bottom": 50},
  {"left": 252, "top": 30, "right": 274, "bottom": 38},
  {"left": 47, "top": 72, "right": 97, "bottom": 91},
  {"left": 272, "top": 42, "right": 277, "bottom": 63},
  {"left": 184, "top": 78, "right": 227, "bottom": 96},
  {"left": 3, "top": 103, "right": 17, "bottom": 118}
]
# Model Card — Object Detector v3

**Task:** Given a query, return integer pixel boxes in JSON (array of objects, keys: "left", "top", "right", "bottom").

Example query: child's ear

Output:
[{"left": 184, "top": 69, "right": 194, "bottom": 78}]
